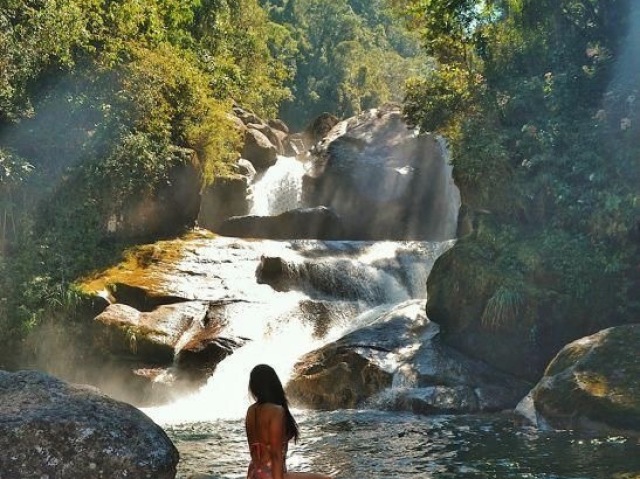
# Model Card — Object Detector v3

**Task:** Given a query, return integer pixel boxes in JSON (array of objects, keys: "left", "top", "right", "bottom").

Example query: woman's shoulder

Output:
[
  {"left": 263, "top": 402, "right": 285, "bottom": 413},
  {"left": 250, "top": 402, "right": 285, "bottom": 417}
]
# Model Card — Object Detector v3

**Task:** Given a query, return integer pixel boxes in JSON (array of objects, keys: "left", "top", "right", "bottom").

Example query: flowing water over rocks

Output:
[{"left": 137, "top": 236, "right": 455, "bottom": 422}]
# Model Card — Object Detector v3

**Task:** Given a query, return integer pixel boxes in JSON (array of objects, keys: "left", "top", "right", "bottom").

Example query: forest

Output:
[{"left": 1, "top": 0, "right": 638, "bottom": 374}]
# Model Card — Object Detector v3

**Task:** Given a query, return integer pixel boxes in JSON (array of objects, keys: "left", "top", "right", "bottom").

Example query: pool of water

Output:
[{"left": 165, "top": 409, "right": 640, "bottom": 479}]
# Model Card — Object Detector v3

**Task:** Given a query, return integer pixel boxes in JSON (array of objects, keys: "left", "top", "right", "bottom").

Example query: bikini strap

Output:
[
  {"left": 252, "top": 404, "right": 262, "bottom": 461},
  {"left": 254, "top": 403, "right": 258, "bottom": 427}
]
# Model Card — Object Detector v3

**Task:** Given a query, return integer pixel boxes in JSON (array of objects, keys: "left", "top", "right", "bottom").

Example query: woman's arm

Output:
[{"left": 268, "top": 407, "right": 287, "bottom": 479}]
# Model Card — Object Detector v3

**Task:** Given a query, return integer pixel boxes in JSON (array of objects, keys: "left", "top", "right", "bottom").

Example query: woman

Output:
[{"left": 245, "top": 364, "right": 332, "bottom": 479}]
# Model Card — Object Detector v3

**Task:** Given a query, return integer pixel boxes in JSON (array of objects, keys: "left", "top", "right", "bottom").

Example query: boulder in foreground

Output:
[
  {"left": 0, "top": 370, "right": 179, "bottom": 478},
  {"left": 530, "top": 324, "right": 640, "bottom": 433}
]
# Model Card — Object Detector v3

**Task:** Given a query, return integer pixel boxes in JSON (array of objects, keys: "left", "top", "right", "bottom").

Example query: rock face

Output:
[
  {"left": 103, "top": 157, "right": 201, "bottom": 241},
  {"left": 529, "top": 325, "right": 640, "bottom": 432},
  {"left": 302, "top": 106, "right": 460, "bottom": 240},
  {"left": 198, "top": 173, "right": 252, "bottom": 232},
  {"left": 217, "top": 206, "right": 344, "bottom": 240},
  {"left": 287, "top": 300, "right": 530, "bottom": 413},
  {"left": 91, "top": 299, "right": 246, "bottom": 404},
  {"left": 0, "top": 370, "right": 179, "bottom": 478},
  {"left": 425, "top": 236, "right": 557, "bottom": 382}
]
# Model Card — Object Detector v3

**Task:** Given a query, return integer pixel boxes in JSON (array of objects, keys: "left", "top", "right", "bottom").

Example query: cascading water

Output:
[
  {"left": 144, "top": 134, "right": 461, "bottom": 426},
  {"left": 248, "top": 156, "right": 306, "bottom": 216},
  {"left": 144, "top": 237, "right": 452, "bottom": 425}
]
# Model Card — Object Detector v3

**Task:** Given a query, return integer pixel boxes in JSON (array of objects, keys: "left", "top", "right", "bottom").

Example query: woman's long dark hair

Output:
[{"left": 249, "top": 364, "right": 299, "bottom": 443}]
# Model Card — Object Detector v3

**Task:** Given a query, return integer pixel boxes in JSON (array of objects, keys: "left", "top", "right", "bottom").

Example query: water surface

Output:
[{"left": 166, "top": 409, "right": 640, "bottom": 479}]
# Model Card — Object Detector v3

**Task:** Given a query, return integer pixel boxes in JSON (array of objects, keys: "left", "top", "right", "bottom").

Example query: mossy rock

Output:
[
  {"left": 532, "top": 324, "right": 640, "bottom": 432},
  {"left": 425, "top": 227, "right": 615, "bottom": 382},
  {"left": 426, "top": 235, "right": 550, "bottom": 380}
]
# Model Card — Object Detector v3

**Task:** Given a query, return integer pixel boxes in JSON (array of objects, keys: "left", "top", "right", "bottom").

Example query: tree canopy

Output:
[
  {"left": 395, "top": 0, "right": 639, "bottom": 355},
  {"left": 0, "top": 0, "right": 426, "bottom": 364}
]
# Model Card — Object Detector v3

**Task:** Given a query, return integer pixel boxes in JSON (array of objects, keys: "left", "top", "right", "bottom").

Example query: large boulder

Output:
[
  {"left": 528, "top": 325, "right": 640, "bottom": 433},
  {"left": 286, "top": 300, "right": 529, "bottom": 413},
  {"left": 242, "top": 128, "right": 278, "bottom": 171},
  {"left": 247, "top": 122, "right": 285, "bottom": 155},
  {"left": 389, "top": 340, "right": 531, "bottom": 414},
  {"left": 198, "top": 171, "right": 253, "bottom": 232},
  {"left": 0, "top": 370, "right": 179, "bottom": 478},
  {"left": 90, "top": 300, "right": 246, "bottom": 404},
  {"left": 425, "top": 230, "right": 623, "bottom": 382},
  {"left": 302, "top": 106, "right": 460, "bottom": 240},
  {"left": 93, "top": 301, "right": 211, "bottom": 363}
]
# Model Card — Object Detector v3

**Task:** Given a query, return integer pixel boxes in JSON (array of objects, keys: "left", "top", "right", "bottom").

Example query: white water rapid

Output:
[
  {"left": 143, "top": 238, "right": 450, "bottom": 425},
  {"left": 248, "top": 156, "right": 306, "bottom": 216}
]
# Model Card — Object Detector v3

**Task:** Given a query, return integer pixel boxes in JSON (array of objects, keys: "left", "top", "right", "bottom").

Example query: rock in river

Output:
[{"left": 0, "top": 370, "right": 179, "bottom": 478}]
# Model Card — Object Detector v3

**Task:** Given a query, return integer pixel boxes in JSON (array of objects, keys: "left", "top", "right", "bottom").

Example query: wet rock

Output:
[
  {"left": 288, "top": 300, "right": 530, "bottom": 413},
  {"left": 391, "top": 385, "right": 479, "bottom": 414},
  {"left": 79, "top": 236, "right": 449, "bottom": 405},
  {"left": 286, "top": 348, "right": 392, "bottom": 409},
  {"left": 218, "top": 206, "right": 344, "bottom": 240},
  {"left": 529, "top": 325, "right": 640, "bottom": 433},
  {"left": 93, "top": 300, "right": 247, "bottom": 373},
  {"left": 93, "top": 301, "right": 210, "bottom": 363},
  {"left": 0, "top": 370, "right": 179, "bottom": 478},
  {"left": 302, "top": 105, "right": 460, "bottom": 240},
  {"left": 399, "top": 340, "right": 531, "bottom": 411},
  {"left": 298, "top": 299, "right": 361, "bottom": 339},
  {"left": 175, "top": 302, "right": 249, "bottom": 379},
  {"left": 287, "top": 300, "right": 432, "bottom": 409},
  {"left": 242, "top": 128, "right": 278, "bottom": 171}
]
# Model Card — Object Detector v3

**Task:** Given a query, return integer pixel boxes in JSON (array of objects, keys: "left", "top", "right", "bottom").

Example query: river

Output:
[{"left": 165, "top": 409, "right": 640, "bottom": 478}]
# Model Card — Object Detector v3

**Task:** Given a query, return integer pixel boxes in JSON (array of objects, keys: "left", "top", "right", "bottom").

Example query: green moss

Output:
[{"left": 78, "top": 230, "right": 215, "bottom": 296}]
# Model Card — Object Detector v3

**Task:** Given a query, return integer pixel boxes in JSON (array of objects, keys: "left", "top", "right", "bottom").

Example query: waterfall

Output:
[
  {"left": 248, "top": 156, "right": 306, "bottom": 216},
  {"left": 142, "top": 239, "right": 452, "bottom": 425},
  {"left": 143, "top": 124, "right": 460, "bottom": 425},
  {"left": 436, "top": 136, "right": 462, "bottom": 240},
  {"left": 146, "top": 301, "right": 326, "bottom": 423}
]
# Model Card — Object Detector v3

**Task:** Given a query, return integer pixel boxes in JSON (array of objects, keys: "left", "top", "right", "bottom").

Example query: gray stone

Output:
[
  {"left": 302, "top": 106, "right": 460, "bottom": 240},
  {"left": 0, "top": 370, "right": 179, "bottom": 478}
]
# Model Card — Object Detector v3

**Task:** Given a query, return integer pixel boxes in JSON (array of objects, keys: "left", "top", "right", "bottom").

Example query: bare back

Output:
[{"left": 245, "top": 403, "right": 331, "bottom": 479}]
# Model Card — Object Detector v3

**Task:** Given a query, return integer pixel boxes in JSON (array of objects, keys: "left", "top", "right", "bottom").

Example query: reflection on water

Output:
[{"left": 165, "top": 409, "right": 640, "bottom": 479}]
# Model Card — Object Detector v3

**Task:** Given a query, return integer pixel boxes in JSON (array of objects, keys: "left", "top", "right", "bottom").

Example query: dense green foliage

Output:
[
  {"left": 0, "top": 0, "right": 424, "bottom": 366},
  {"left": 0, "top": 0, "right": 293, "bottom": 365},
  {"left": 397, "top": 0, "right": 640, "bottom": 363},
  {"left": 261, "top": 0, "right": 430, "bottom": 128}
]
